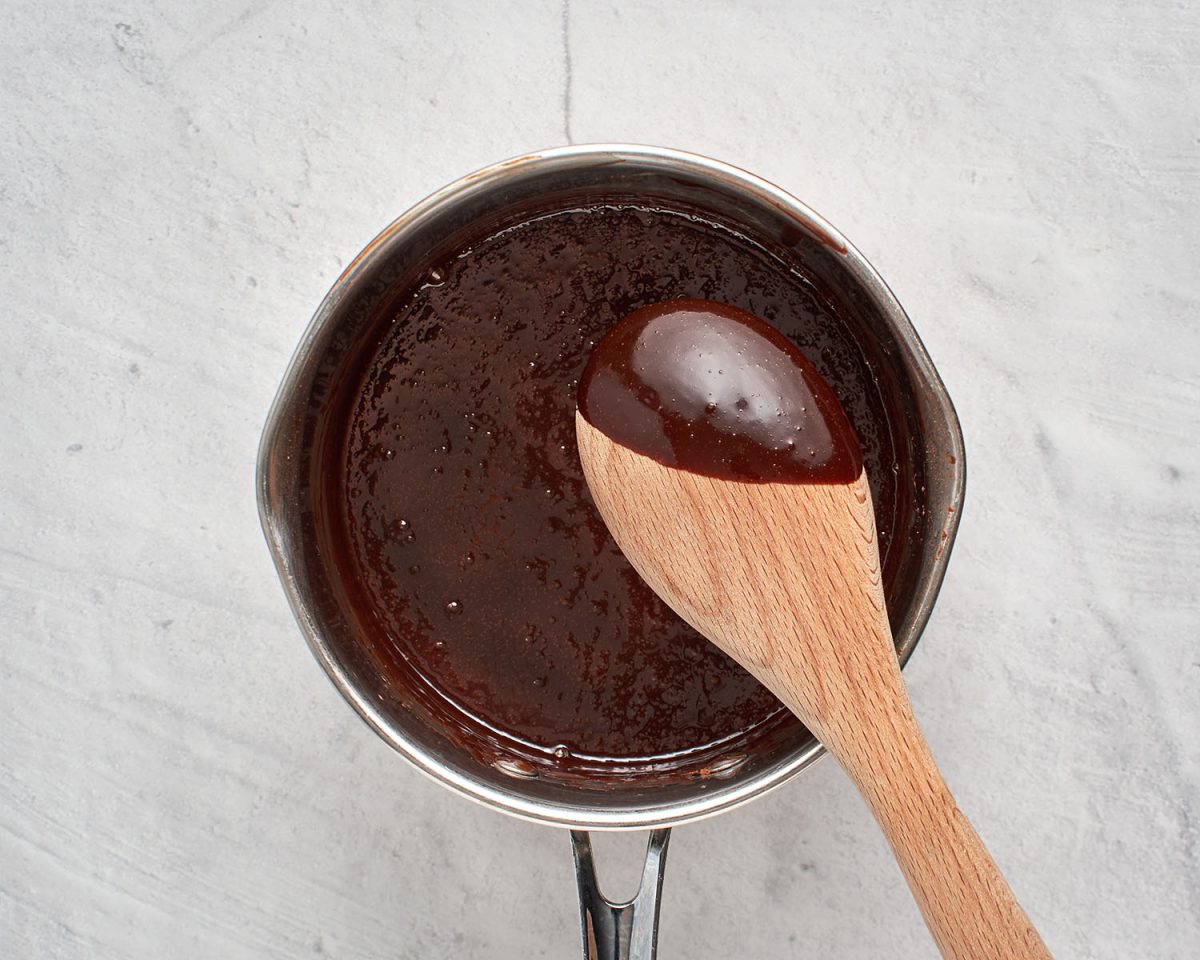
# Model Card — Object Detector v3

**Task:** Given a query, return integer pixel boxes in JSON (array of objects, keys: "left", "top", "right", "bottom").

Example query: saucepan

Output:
[{"left": 257, "top": 145, "right": 965, "bottom": 959}]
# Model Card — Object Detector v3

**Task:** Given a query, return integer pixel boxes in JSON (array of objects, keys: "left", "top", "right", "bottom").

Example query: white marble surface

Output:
[{"left": 2, "top": 1, "right": 1198, "bottom": 957}]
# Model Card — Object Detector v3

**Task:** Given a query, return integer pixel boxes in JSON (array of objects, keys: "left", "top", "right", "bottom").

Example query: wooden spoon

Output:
[{"left": 576, "top": 300, "right": 1051, "bottom": 960}]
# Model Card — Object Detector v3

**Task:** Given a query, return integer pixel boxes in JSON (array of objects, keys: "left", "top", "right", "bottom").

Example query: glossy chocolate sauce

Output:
[
  {"left": 312, "top": 202, "right": 923, "bottom": 783},
  {"left": 578, "top": 299, "right": 864, "bottom": 484}
]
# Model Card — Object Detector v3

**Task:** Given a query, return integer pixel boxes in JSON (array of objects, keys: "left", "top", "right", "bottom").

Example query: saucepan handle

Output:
[{"left": 570, "top": 829, "right": 672, "bottom": 960}]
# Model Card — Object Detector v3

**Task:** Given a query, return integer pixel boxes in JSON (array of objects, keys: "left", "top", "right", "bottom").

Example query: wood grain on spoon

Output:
[{"left": 576, "top": 300, "right": 1051, "bottom": 960}]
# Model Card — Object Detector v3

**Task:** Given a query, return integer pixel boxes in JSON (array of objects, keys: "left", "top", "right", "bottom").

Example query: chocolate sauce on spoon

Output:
[{"left": 578, "top": 299, "right": 863, "bottom": 484}]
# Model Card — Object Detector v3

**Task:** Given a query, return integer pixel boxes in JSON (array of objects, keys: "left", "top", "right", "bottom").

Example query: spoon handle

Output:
[{"left": 809, "top": 659, "right": 1053, "bottom": 960}]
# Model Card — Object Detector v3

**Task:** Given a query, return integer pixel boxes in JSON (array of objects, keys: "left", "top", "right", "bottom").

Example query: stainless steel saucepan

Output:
[{"left": 257, "top": 145, "right": 965, "bottom": 959}]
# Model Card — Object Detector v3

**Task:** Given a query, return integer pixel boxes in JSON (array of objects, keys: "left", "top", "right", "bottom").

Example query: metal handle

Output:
[{"left": 570, "top": 829, "right": 672, "bottom": 960}]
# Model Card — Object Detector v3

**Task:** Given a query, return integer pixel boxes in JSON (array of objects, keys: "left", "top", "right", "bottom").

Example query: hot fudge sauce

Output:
[
  {"left": 311, "top": 202, "right": 923, "bottom": 782},
  {"left": 577, "top": 299, "right": 864, "bottom": 484}
]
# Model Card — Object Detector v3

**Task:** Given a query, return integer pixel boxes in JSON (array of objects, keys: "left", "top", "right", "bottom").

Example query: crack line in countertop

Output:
[{"left": 561, "top": 0, "right": 574, "bottom": 144}]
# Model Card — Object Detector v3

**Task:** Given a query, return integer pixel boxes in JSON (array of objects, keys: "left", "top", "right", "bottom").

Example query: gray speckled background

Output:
[{"left": 3, "top": 2, "right": 1198, "bottom": 957}]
